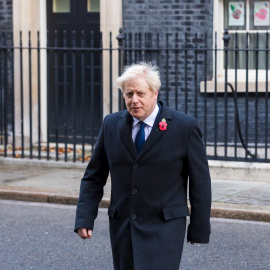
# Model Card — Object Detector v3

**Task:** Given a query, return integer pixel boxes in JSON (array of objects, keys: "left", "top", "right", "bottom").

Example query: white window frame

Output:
[{"left": 212, "top": 0, "right": 270, "bottom": 92}]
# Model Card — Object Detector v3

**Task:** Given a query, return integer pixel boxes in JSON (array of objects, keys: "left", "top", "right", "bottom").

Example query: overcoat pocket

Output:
[
  {"left": 108, "top": 205, "right": 117, "bottom": 218},
  {"left": 162, "top": 204, "right": 190, "bottom": 220}
]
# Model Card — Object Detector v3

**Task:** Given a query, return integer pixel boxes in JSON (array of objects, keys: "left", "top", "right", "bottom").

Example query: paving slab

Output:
[
  {"left": 217, "top": 184, "right": 270, "bottom": 206},
  {"left": 0, "top": 158, "right": 270, "bottom": 222},
  {"left": 0, "top": 161, "right": 111, "bottom": 201},
  {"left": 211, "top": 180, "right": 268, "bottom": 201}
]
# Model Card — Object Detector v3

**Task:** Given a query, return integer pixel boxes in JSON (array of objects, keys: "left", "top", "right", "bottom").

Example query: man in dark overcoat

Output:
[{"left": 74, "top": 62, "right": 212, "bottom": 270}]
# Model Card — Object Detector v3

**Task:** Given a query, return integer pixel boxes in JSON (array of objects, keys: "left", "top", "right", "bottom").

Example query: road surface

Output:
[{"left": 1, "top": 200, "right": 269, "bottom": 270}]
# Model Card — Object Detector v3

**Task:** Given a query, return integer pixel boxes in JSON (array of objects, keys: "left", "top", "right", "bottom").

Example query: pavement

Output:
[{"left": 0, "top": 157, "right": 270, "bottom": 222}]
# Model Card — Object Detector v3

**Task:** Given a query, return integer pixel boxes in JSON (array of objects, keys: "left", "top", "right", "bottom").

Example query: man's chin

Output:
[{"left": 129, "top": 112, "right": 144, "bottom": 121}]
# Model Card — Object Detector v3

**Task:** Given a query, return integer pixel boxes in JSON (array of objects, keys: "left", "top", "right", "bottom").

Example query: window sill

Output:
[{"left": 200, "top": 80, "right": 270, "bottom": 93}]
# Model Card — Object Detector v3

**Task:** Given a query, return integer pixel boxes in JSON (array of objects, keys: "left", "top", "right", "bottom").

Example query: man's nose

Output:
[{"left": 132, "top": 94, "right": 138, "bottom": 103}]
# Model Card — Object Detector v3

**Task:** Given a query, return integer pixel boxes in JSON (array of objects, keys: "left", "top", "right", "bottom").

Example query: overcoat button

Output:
[
  {"left": 133, "top": 164, "right": 138, "bottom": 169},
  {"left": 132, "top": 189, "right": 137, "bottom": 195},
  {"left": 132, "top": 214, "right": 136, "bottom": 220}
]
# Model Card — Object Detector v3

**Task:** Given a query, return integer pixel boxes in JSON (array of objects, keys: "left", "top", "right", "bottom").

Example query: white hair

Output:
[{"left": 115, "top": 62, "right": 161, "bottom": 92}]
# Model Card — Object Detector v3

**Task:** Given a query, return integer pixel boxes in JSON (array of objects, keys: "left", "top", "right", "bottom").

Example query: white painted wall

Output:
[
  {"left": 100, "top": 0, "right": 122, "bottom": 116},
  {"left": 13, "top": 0, "right": 47, "bottom": 146}
]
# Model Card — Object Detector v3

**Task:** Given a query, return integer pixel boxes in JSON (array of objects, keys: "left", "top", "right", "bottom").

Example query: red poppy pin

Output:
[{"left": 159, "top": 118, "right": 167, "bottom": 131}]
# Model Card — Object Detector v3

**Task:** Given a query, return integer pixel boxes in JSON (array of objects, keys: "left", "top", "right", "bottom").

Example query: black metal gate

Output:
[{"left": 0, "top": 29, "right": 269, "bottom": 163}]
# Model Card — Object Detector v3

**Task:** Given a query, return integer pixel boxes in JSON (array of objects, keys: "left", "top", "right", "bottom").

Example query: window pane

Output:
[
  {"left": 249, "top": 0, "right": 270, "bottom": 30},
  {"left": 224, "top": 0, "right": 246, "bottom": 30},
  {"left": 53, "top": 0, "right": 70, "bottom": 13},
  {"left": 227, "top": 33, "right": 247, "bottom": 69},
  {"left": 227, "top": 33, "right": 270, "bottom": 69},
  {"left": 249, "top": 33, "right": 269, "bottom": 69},
  {"left": 87, "top": 0, "right": 100, "bottom": 12}
]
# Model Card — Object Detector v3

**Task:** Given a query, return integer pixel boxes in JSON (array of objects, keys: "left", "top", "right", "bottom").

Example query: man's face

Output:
[{"left": 123, "top": 76, "right": 158, "bottom": 121}]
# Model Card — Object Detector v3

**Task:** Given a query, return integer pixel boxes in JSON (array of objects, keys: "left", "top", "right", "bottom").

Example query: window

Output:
[
  {"left": 224, "top": 0, "right": 270, "bottom": 69},
  {"left": 53, "top": 0, "right": 70, "bottom": 13},
  {"left": 87, "top": 0, "right": 100, "bottom": 12}
]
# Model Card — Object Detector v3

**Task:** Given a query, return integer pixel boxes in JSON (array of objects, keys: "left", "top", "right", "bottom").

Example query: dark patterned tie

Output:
[{"left": 135, "top": 122, "right": 146, "bottom": 154}]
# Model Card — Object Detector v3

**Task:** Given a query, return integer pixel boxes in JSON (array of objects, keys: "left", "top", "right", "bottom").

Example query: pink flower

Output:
[
  {"left": 159, "top": 120, "right": 167, "bottom": 131},
  {"left": 255, "top": 8, "right": 267, "bottom": 20},
  {"left": 233, "top": 9, "right": 241, "bottom": 19}
]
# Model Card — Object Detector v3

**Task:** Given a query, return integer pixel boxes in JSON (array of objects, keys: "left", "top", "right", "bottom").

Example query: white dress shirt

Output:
[{"left": 132, "top": 104, "right": 159, "bottom": 142}]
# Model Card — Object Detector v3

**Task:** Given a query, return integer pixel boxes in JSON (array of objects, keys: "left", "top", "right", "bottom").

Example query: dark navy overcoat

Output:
[{"left": 75, "top": 101, "right": 211, "bottom": 270}]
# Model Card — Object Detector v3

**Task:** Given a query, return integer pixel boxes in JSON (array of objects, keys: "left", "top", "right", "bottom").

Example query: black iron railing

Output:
[{"left": 0, "top": 29, "right": 269, "bottom": 162}]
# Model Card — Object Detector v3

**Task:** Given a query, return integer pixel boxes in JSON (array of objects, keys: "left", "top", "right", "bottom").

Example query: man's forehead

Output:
[
  {"left": 124, "top": 82, "right": 150, "bottom": 92},
  {"left": 124, "top": 87, "right": 148, "bottom": 92}
]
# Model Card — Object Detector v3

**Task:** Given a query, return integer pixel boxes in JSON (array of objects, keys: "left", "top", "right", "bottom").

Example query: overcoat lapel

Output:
[
  {"left": 119, "top": 110, "right": 137, "bottom": 160},
  {"left": 136, "top": 101, "right": 172, "bottom": 160},
  {"left": 118, "top": 102, "right": 172, "bottom": 161}
]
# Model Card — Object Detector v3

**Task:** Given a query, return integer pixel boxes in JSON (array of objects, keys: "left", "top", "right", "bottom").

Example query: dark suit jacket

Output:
[{"left": 75, "top": 101, "right": 211, "bottom": 270}]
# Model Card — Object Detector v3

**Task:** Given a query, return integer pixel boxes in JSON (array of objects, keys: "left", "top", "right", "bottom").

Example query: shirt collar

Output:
[{"left": 133, "top": 103, "right": 159, "bottom": 127}]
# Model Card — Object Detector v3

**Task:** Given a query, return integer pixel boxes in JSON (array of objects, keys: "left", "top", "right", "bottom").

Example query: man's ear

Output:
[{"left": 154, "top": 89, "right": 159, "bottom": 99}]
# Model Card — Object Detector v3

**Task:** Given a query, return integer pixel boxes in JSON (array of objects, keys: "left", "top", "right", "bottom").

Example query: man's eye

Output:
[
  {"left": 138, "top": 92, "right": 144, "bottom": 96},
  {"left": 126, "top": 93, "right": 132, "bottom": 97}
]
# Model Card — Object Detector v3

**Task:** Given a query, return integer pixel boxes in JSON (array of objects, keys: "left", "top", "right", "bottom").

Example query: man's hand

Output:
[
  {"left": 187, "top": 240, "right": 195, "bottom": 245},
  {"left": 77, "top": 228, "right": 92, "bottom": 240}
]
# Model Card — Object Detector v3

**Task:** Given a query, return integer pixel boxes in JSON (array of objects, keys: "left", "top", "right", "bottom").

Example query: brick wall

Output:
[
  {"left": 121, "top": 0, "right": 268, "bottom": 147},
  {"left": 122, "top": 0, "right": 215, "bottom": 136},
  {"left": 123, "top": 0, "right": 212, "bottom": 35}
]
